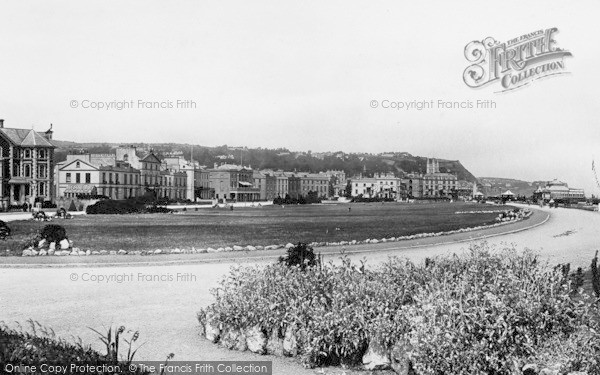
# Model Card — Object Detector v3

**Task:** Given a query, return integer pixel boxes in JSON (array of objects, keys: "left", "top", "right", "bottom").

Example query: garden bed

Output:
[{"left": 198, "top": 244, "right": 600, "bottom": 374}]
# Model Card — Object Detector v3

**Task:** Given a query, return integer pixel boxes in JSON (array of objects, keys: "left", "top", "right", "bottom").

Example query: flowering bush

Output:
[
  {"left": 200, "top": 243, "right": 600, "bottom": 372},
  {"left": 0, "top": 320, "right": 150, "bottom": 374}
]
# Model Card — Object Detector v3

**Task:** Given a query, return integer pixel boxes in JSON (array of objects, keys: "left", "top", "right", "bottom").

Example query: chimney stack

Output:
[
  {"left": 0, "top": 119, "right": 4, "bottom": 128},
  {"left": 44, "top": 123, "right": 53, "bottom": 140}
]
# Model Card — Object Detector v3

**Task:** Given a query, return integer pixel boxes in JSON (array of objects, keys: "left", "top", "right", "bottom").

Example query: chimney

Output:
[
  {"left": 44, "top": 123, "right": 53, "bottom": 140},
  {"left": 0, "top": 119, "right": 4, "bottom": 128}
]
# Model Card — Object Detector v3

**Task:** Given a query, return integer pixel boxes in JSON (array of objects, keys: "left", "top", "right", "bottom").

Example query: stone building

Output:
[
  {"left": 0, "top": 119, "right": 55, "bottom": 208},
  {"left": 163, "top": 156, "right": 201, "bottom": 201},
  {"left": 421, "top": 158, "right": 457, "bottom": 198},
  {"left": 208, "top": 164, "right": 260, "bottom": 202},
  {"left": 533, "top": 179, "right": 585, "bottom": 202},
  {"left": 297, "top": 172, "right": 331, "bottom": 198},
  {"left": 56, "top": 154, "right": 141, "bottom": 200}
]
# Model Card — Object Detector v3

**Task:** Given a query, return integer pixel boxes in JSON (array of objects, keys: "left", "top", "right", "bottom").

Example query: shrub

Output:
[
  {"left": 0, "top": 220, "right": 11, "bottom": 240},
  {"left": 403, "top": 248, "right": 594, "bottom": 374},
  {"left": 86, "top": 200, "right": 176, "bottom": 215},
  {"left": 0, "top": 320, "right": 151, "bottom": 373},
  {"left": 42, "top": 200, "right": 57, "bottom": 209},
  {"left": 146, "top": 205, "right": 173, "bottom": 214},
  {"left": 592, "top": 251, "right": 600, "bottom": 299},
  {"left": 200, "top": 243, "right": 600, "bottom": 372},
  {"left": 278, "top": 242, "right": 320, "bottom": 270},
  {"left": 40, "top": 224, "right": 67, "bottom": 244},
  {"left": 68, "top": 200, "right": 78, "bottom": 212},
  {"left": 86, "top": 200, "right": 143, "bottom": 215}
]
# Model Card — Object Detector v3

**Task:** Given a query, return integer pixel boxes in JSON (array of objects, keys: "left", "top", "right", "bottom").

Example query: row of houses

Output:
[
  {"left": 57, "top": 151, "right": 343, "bottom": 203},
  {"left": 0, "top": 121, "right": 586, "bottom": 207},
  {"left": 0, "top": 120, "right": 465, "bottom": 206},
  {"left": 197, "top": 164, "right": 342, "bottom": 202},
  {"left": 55, "top": 147, "right": 189, "bottom": 201},
  {"left": 350, "top": 159, "right": 462, "bottom": 199}
]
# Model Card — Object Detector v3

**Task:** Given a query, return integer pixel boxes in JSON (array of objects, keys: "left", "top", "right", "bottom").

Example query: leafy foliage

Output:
[
  {"left": 85, "top": 200, "right": 174, "bottom": 215},
  {"left": 40, "top": 224, "right": 67, "bottom": 244},
  {"left": 86, "top": 200, "right": 144, "bottom": 214},
  {"left": 278, "top": 242, "right": 320, "bottom": 270},
  {"left": 0, "top": 220, "right": 11, "bottom": 240},
  {"left": 0, "top": 320, "right": 149, "bottom": 374},
  {"left": 201, "top": 243, "right": 600, "bottom": 372},
  {"left": 592, "top": 250, "right": 600, "bottom": 299}
]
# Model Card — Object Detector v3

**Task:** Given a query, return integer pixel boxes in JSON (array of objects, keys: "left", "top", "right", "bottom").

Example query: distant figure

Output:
[
  {"left": 230, "top": 205, "right": 234, "bottom": 211},
  {"left": 348, "top": 207, "right": 351, "bottom": 212}
]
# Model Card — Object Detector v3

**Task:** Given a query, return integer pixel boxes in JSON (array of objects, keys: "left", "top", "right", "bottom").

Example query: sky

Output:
[{"left": 0, "top": 1, "right": 599, "bottom": 194}]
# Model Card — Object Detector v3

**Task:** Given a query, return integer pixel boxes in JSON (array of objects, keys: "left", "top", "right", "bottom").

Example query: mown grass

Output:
[{"left": 0, "top": 202, "right": 513, "bottom": 252}]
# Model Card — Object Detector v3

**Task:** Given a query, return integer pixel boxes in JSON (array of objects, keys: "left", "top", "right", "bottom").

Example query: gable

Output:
[
  {"left": 59, "top": 159, "right": 99, "bottom": 171},
  {"left": 141, "top": 153, "right": 162, "bottom": 164}
]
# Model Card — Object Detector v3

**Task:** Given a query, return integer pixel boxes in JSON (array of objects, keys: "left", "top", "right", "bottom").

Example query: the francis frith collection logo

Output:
[{"left": 463, "top": 28, "right": 572, "bottom": 92}]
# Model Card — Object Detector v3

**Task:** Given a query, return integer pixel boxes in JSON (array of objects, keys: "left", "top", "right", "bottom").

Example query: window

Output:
[
  {"left": 39, "top": 150, "right": 45, "bottom": 158},
  {"left": 85, "top": 173, "right": 91, "bottom": 183},
  {"left": 66, "top": 173, "right": 71, "bottom": 183},
  {"left": 76, "top": 173, "right": 80, "bottom": 183},
  {"left": 25, "top": 149, "right": 31, "bottom": 158},
  {"left": 76, "top": 162, "right": 80, "bottom": 168}
]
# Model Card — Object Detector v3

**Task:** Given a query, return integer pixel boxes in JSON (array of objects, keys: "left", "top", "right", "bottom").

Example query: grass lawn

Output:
[{"left": 0, "top": 202, "right": 516, "bottom": 253}]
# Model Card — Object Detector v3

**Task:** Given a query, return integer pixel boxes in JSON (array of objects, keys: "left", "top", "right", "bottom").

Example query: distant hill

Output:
[
  {"left": 53, "top": 140, "right": 479, "bottom": 182},
  {"left": 478, "top": 177, "right": 536, "bottom": 196}
]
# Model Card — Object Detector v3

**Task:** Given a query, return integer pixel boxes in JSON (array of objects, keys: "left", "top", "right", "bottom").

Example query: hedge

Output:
[{"left": 199, "top": 243, "right": 600, "bottom": 373}]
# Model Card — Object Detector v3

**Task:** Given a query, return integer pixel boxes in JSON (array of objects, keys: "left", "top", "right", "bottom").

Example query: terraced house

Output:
[
  {"left": 56, "top": 154, "right": 141, "bottom": 199},
  {"left": 0, "top": 119, "right": 55, "bottom": 208},
  {"left": 55, "top": 146, "right": 188, "bottom": 201}
]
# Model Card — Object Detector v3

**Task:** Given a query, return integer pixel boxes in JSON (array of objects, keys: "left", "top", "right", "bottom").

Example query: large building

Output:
[
  {"left": 421, "top": 158, "right": 457, "bottom": 198},
  {"left": 55, "top": 147, "right": 188, "bottom": 201},
  {"left": 403, "top": 173, "right": 423, "bottom": 198},
  {"left": 0, "top": 120, "right": 55, "bottom": 208},
  {"left": 163, "top": 156, "right": 201, "bottom": 201},
  {"left": 56, "top": 154, "right": 141, "bottom": 200},
  {"left": 297, "top": 172, "right": 331, "bottom": 198},
  {"left": 533, "top": 179, "right": 585, "bottom": 202},
  {"left": 351, "top": 172, "right": 402, "bottom": 199},
  {"left": 208, "top": 164, "right": 261, "bottom": 202}
]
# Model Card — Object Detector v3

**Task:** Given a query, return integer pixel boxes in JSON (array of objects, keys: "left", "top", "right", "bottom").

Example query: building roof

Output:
[
  {"left": 59, "top": 158, "right": 99, "bottom": 171},
  {"left": 90, "top": 154, "right": 116, "bottom": 167},
  {"left": 140, "top": 153, "right": 162, "bottom": 163},
  {"left": 213, "top": 164, "right": 250, "bottom": 171},
  {"left": 424, "top": 172, "right": 456, "bottom": 178},
  {"left": 0, "top": 128, "right": 55, "bottom": 147},
  {"left": 64, "top": 184, "right": 96, "bottom": 193},
  {"left": 546, "top": 185, "right": 569, "bottom": 192}
]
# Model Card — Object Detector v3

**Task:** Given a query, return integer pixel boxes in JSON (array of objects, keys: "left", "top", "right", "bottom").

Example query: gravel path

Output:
[{"left": 1, "top": 205, "right": 599, "bottom": 374}]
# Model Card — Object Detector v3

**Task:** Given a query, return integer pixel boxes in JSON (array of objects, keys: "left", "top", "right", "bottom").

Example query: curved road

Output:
[{"left": 1, "top": 205, "right": 599, "bottom": 374}]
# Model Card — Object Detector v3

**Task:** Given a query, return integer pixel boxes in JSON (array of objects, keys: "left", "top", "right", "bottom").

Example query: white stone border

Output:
[{"left": 20, "top": 209, "right": 532, "bottom": 257}]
